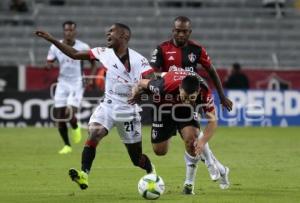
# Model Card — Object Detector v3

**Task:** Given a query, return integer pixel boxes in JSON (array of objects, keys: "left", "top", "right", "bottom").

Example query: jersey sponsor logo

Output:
[
  {"left": 166, "top": 51, "right": 176, "bottom": 54},
  {"left": 152, "top": 123, "right": 163, "bottom": 127},
  {"left": 188, "top": 53, "right": 196, "bottom": 63},
  {"left": 168, "top": 65, "right": 194, "bottom": 72},
  {"left": 168, "top": 56, "right": 175, "bottom": 61}
]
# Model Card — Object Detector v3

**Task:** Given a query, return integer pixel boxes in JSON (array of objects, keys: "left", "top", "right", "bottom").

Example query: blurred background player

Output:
[
  {"left": 35, "top": 23, "right": 156, "bottom": 190},
  {"left": 129, "top": 70, "right": 230, "bottom": 194},
  {"left": 150, "top": 16, "right": 230, "bottom": 186},
  {"left": 46, "top": 20, "right": 97, "bottom": 154}
]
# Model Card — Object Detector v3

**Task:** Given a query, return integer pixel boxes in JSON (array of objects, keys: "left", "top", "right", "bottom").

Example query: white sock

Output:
[
  {"left": 210, "top": 152, "right": 226, "bottom": 175},
  {"left": 198, "top": 131, "right": 214, "bottom": 166},
  {"left": 184, "top": 151, "right": 200, "bottom": 185},
  {"left": 198, "top": 131, "right": 226, "bottom": 175}
]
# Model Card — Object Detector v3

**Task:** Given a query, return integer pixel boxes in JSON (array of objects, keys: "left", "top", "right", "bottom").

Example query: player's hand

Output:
[
  {"left": 34, "top": 30, "right": 54, "bottom": 42},
  {"left": 128, "top": 85, "right": 141, "bottom": 105},
  {"left": 220, "top": 95, "right": 233, "bottom": 111},
  {"left": 194, "top": 139, "right": 206, "bottom": 156}
]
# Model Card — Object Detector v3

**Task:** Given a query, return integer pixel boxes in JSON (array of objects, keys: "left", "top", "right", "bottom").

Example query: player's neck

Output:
[
  {"left": 172, "top": 39, "right": 187, "bottom": 48},
  {"left": 63, "top": 39, "right": 75, "bottom": 46},
  {"left": 113, "top": 46, "right": 128, "bottom": 58}
]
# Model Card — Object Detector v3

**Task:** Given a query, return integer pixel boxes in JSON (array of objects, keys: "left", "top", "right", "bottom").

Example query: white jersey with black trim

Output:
[
  {"left": 47, "top": 39, "right": 90, "bottom": 83},
  {"left": 89, "top": 47, "right": 153, "bottom": 112}
]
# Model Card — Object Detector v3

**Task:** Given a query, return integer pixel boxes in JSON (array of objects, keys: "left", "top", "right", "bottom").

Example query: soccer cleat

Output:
[
  {"left": 182, "top": 184, "right": 195, "bottom": 195},
  {"left": 71, "top": 126, "right": 82, "bottom": 144},
  {"left": 69, "top": 168, "right": 88, "bottom": 190},
  {"left": 207, "top": 163, "right": 221, "bottom": 181},
  {"left": 58, "top": 145, "right": 72, "bottom": 154},
  {"left": 219, "top": 167, "right": 230, "bottom": 189}
]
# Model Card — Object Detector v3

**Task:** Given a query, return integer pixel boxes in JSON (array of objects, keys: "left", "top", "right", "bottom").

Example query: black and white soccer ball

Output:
[{"left": 138, "top": 174, "right": 165, "bottom": 200}]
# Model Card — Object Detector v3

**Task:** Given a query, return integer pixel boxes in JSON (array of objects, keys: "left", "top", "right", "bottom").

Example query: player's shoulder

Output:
[
  {"left": 75, "top": 39, "right": 90, "bottom": 48},
  {"left": 158, "top": 40, "right": 173, "bottom": 48},
  {"left": 50, "top": 40, "right": 63, "bottom": 50},
  {"left": 188, "top": 40, "right": 204, "bottom": 49},
  {"left": 129, "top": 48, "right": 147, "bottom": 60}
]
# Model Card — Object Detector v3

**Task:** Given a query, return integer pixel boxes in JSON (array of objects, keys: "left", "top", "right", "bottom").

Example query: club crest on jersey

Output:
[{"left": 188, "top": 53, "right": 196, "bottom": 63}]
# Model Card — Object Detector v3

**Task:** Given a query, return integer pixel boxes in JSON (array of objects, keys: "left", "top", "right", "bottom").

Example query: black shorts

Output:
[{"left": 151, "top": 105, "right": 199, "bottom": 143}]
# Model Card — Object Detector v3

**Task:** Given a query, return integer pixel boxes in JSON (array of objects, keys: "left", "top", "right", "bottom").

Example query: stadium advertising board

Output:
[
  {"left": 0, "top": 90, "right": 299, "bottom": 127},
  {"left": 213, "top": 90, "right": 300, "bottom": 126},
  {"left": 0, "top": 66, "right": 19, "bottom": 91}
]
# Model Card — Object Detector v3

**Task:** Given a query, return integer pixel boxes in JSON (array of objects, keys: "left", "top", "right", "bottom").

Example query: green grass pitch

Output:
[{"left": 0, "top": 127, "right": 299, "bottom": 203}]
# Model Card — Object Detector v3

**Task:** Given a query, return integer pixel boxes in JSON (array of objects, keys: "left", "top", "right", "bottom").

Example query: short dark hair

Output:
[
  {"left": 174, "top": 16, "right": 191, "bottom": 24},
  {"left": 181, "top": 75, "right": 200, "bottom": 94},
  {"left": 114, "top": 23, "right": 131, "bottom": 39},
  {"left": 62, "top": 20, "right": 76, "bottom": 28},
  {"left": 232, "top": 62, "right": 241, "bottom": 71}
]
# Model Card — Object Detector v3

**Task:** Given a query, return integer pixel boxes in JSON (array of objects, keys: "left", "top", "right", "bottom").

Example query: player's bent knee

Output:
[{"left": 88, "top": 124, "right": 107, "bottom": 141}]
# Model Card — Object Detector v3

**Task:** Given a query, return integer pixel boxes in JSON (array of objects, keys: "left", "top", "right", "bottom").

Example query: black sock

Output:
[
  {"left": 58, "top": 122, "right": 70, "bottom": 146},
  {"left": 139, "top": 154, "right": 153, "bottom": 174},
  {"left": 81, "top": 146, "right": 96, "bottom": 174},
  {"left": 69, "top": 115, "right": 78, "bottom": 129}
]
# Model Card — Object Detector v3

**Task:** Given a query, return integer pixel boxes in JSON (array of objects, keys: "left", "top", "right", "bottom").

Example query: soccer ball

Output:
[{"left": 138, "top": 174, "right": 165, "bottom": 200}]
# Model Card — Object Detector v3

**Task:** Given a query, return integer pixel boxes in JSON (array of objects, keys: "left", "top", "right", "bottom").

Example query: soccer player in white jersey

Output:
[
  {"left": 46, "top": 21, "right": 97, "bottom": 155},
  {"left": 35, "top": 23, "right": 156, "bottom": 190}
]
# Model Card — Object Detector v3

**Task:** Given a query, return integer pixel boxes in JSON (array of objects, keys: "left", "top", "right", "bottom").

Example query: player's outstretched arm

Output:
[
  {"left": 195, "top": 110, "right": 218, "bottom": 155},
  {"left": 34, "top": 30, "right": 90, "bottom": 60}
]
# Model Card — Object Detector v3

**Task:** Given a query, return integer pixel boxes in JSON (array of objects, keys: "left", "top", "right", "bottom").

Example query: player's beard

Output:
[{"left": 175, "top": 38, "right": 186, "bottom": 47}]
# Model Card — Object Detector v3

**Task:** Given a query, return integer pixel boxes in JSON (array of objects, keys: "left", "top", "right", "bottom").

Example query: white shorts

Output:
[
  {"left": 54, "top": 80, "right": 84, "bottom": 108},
  {"left": 89, "top": 102, "right": 142, "bottom": 144}
]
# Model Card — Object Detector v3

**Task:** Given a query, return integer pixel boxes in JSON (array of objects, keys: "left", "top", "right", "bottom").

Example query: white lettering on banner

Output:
[
  {"left": 227, "top": 90, "right": 300, "bottom": 116},
  {"left": 247, "top": 91, "right": 264, "bottom": 113},
  {"left": 0, "top": 99, "right": 22, "bottom": 119},
  {"left": 284, "top": 91, "right": 300, "bottom": 116},
  {"left": 265, "top": 91, "right": 283, "bottom": 116},
  {"left": 23, "top": 99, "right": 53, "bottom": 119},
  {"left": 227, "top": 91, "right": 247, "bottom": 116}
]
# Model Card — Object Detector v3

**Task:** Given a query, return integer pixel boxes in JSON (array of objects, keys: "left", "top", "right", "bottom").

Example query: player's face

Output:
[
  {"left": 179, "top": 88, "right": 199, "bottom": 104},
  {"left": 106, "top": 25, "right": 122, "bottom": 48},
  {"left": 63, "top": 24, "right": 76, "bottom": 42},
  {"left": 172, "top": 21, "right": 192, "bottom": 47}
]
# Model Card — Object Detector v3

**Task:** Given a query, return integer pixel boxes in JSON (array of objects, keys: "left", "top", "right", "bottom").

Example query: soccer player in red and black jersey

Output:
[
  {"left": 150, "top": 16, "right": 232, "bottom": 111},
  {"left": 129, "top": 70, "right": 230, "bottom": 194},
  {"left": 150, "top": 16, "right": 231, "bottom": 192}
]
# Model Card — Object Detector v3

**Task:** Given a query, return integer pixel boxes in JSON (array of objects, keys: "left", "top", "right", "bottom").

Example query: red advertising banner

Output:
[
  {"left": 198, "top": 69, "right": 300, "bottom": 90},
  {"left": 26, "top": 66, "right": 300, "bottom": 91}
]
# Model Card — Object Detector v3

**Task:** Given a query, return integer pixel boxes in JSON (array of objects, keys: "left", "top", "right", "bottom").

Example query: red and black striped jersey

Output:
[
  {"left": 150, "top": 40, "right": 212, "bottom": 73},
  {"left": 148, "top": 71, "right": 215, "bottom": 113}
]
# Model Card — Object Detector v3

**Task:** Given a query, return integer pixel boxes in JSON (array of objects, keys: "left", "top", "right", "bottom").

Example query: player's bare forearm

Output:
[
  {"left": 207, "top": 65, "right": 225, "bottom": 98},
  {"left": 35, "top": 30, "right": 90, "bottom": 60},
  {"left": 207, "top": 65, "right": 233, "bottom": 111},
  {"left": 138, "top": 79, "right": 151, "bottom": 90},
  {"left": 202, "top": 110, "right": 217, "bottom": 142},
  {"left": 195, "top": 111, "right": 217, "bottom": 155}
]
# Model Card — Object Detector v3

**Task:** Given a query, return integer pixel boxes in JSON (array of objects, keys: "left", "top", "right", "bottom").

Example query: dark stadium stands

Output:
[{"left": 0, "top": 0, "right": 299, "bottom": 68}]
